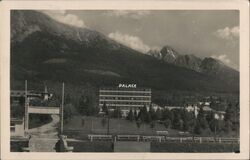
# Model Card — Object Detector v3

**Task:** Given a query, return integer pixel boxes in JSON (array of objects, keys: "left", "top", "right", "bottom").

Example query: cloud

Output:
[
  {"left": 214, "top": 26, "right": 239, "bottom": 40},
  {"left": 211, "top": 54, "right": 231, "bottom": 64},
  {"left": 41, "top": 10, "right": 86, "bottom": 28},
  {"left": 104, "top": 10, "right": 151, "bottom": 19},
  {"left": 108, "top": 31, "right": 150, "bottom": 53},
  {"left": 212, "top": 54, "right": 239, "bottom": 70}
]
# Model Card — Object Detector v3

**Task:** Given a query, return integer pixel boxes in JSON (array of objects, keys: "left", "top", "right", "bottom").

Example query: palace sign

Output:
[{"left": 118, "top": 84, "right": 137, "bottom": 88}]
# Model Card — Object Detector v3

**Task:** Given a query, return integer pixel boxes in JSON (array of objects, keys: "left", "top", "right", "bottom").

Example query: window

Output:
[{"left": 10, "top": 123, "right": 15, "bottom": 132}]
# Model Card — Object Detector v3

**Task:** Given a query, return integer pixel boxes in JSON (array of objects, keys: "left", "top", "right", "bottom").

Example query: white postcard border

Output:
[{"left": 0, "top": 0, "right": 249, "bottom": 160}]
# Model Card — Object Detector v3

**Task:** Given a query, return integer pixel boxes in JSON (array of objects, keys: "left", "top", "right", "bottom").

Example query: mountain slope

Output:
[
  {"left": 11, "top": 10, "right": 239, "bottom": 95},
  {"left": 200, "top": 57, "right": 239, "bottom": 84}
]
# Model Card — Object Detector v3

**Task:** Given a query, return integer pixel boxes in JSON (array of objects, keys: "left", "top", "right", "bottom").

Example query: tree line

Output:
[{"left": 102, "top": 102, "right": 239, "bottom": 135}]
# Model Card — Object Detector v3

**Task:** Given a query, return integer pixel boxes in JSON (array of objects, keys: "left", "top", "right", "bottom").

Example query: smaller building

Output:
[
  {"left": 164, "top": 106, "right": 182, "bottom": 110},
  {"left": 10, "top": 118, "right": 24, "bottom": 137},
  {"left": 203, "top": 106, "right": 213, "bottom": 112},
  {"left": 151, "top": 103, "right": 163, "bottom": 111},
  {"left": 214, "top": 111, "right": 225, "bottom": 120}
]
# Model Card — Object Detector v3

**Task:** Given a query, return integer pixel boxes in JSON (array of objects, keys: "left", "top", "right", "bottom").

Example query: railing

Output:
[
  {"left": 142, "top": 136, "right": 165, "bottom": 142},
  {"left": 156, "top": 131, "right": 169, "bottom": 135},
  {"left": 28, "top": 106, "right": 60, "bottom": 114},
  {"left": 116, "top": 135, "right": 140, "bottom": 141},
  {"left": 87, "top": 134, "right": 239, "bottom": 143},
  {"left": 88, "top": 135, "right": 113, "bottom": 142}
]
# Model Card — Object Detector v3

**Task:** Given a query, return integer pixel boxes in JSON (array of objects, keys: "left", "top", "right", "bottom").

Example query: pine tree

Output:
[
  {"left": 194, "top": 120, "right": 201, "bottom": 135},
  {"left": 127, "top": 109, "right": 134, "bottom": 121},
  {"left": 183, "top": 120, "right": 189, "bottom": 131},
  {"left": 197, "top": 107, "right": 208, "bottom": 129},
  {"left": 155, "top": 108, "right": 162, "bottom": 120},
  {"left": 224, "top": 103, "right": 234, "bottom": 122},
  {"left": 224, "top": 102, "right": 239, "bottom": 132},
  {"left": 149, "top": 107, "right": 156, "bottom": 120},
  {"left": 113, "top": 107, "right": 122, "bottom": 118},
  {"left": 138, "top": 106, "right": 148, "bottom": 122},
  {"left": 102, "top": 102, "right": 108, "bottom": 115},
  {"left": 209, "top": 119, "right": 219, "bottom": 133},
  {"left": 133, "top": 110, "right": 138, "bottom": 120}
]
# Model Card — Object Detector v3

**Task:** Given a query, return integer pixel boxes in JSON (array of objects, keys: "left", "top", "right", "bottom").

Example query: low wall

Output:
[
  {"left": 114, "top": 141, "right": 150, "bottom": 152},
  {"left": 151, "top": 142, "right": 240, "bottom": 152},
  {"left": 67, "top": 141, "right": 113, "bottom": 152},
  {"left": 11, "top": 139, "right": 29, "bottom": 152}
]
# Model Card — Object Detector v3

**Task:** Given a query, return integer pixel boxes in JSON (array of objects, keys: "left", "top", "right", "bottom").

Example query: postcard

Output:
[{"left": 0, "top": 0, "right": 249, "bottom": 159}]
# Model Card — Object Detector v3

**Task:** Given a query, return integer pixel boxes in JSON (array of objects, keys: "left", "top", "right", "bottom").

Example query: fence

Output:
[{"left": 87, "top": 134, "right": 239, "bottom": 143}]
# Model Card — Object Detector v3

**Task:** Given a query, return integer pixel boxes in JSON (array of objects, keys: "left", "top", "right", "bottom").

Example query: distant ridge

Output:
[{"left": 147, "top": 46, "right": 238, "bottom": 84}]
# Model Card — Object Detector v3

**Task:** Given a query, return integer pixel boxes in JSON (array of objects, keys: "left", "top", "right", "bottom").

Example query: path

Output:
[{"left": 28, "top": 114, "right": 59, "bottom": 152}]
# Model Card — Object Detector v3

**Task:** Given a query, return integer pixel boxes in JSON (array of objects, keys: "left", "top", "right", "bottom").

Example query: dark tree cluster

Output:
[
  {"left": 124, "top": 106, "right": 196, "bottom": 131},
  {"left": 122, "top": 102, "right": 239, "bottom": 135},
  {"left": 75, "top": 85, "right": 99, "bottom": 117},
  {"left": 193, "top": 102, "right": 239, "bottom": 135},
  {"left": 223, "top": 102, "right": 239, "bottom": 132}
]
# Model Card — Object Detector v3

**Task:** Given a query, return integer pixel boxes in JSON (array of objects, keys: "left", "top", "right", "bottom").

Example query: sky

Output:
[{"left": 42, "top": 10, "right": 239, "bottom": 70}]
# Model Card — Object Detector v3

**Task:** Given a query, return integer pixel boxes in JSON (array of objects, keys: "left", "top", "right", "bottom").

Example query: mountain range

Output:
[
  {"left": 10, "top": 10, "right": 239, "bottom": 96},
  {"left": 147, "top": 46, "right": 238, "bottom": 83}
]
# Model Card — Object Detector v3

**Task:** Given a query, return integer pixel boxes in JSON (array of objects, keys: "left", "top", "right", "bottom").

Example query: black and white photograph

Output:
[{"left": 1, "top": 0, "right": 249, "bottom": 159}]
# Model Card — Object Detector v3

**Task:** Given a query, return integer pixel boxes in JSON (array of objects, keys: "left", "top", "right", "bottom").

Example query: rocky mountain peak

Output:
[{"left": 160, "top": 46, "right": 180, "bottom": 63}]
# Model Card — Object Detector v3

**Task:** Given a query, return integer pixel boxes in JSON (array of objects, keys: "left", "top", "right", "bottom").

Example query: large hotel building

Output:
[{"left": 99, "top": 84, "right": 152, "bottom": 117}]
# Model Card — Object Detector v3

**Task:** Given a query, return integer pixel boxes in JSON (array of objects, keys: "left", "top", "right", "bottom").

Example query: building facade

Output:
[
  {"left": 10, "top": 118, "right": 25, "bottom": 137},
  {"left": 99, "top": 84, "right": 151, "bottom": 117}
]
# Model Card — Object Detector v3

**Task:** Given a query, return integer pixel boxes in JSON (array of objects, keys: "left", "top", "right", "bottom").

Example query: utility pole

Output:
[
  {"left": 24, "top": 80, "right": 29, "bottom": 132},
  {"left": 107, "top": 105, "right": 110, "bottom": 135},
  {"left": 60, "top": 82, "right": 65, "bottom": 135},
  {"left": 91, "top": 117, "right": 93, "bottom": 133},
  {"left": 107, "top": 115, "right": 110, "bottom": 135}
]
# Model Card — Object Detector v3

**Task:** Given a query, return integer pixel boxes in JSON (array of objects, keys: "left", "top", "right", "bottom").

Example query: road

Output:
[{"left": 28, "top": 114, "right": 59, "bottom": 152}]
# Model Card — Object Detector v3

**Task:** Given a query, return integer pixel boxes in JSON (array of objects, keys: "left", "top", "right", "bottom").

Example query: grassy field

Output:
[
  {"left": 64, "top": 116, "right": 181, "bottom": 138},
  {"left": 64, "top": 116, "right": 239, "bottom": 139}
]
